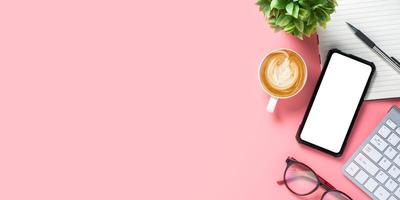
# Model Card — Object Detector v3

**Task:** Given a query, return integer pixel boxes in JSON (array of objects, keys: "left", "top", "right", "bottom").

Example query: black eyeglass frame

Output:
[{"left": 276, "top": 157, "right": 352, "bottom": 200}]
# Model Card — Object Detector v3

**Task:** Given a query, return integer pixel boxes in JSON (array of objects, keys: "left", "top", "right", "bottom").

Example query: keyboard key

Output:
[
  {"left": 387, "top": 119, "right": 397, "bottom": 129},
  {"left": 376, "top": 171, "right": 389, "bottom": 184},
  {"left": 374, "top": 186, "right": 390, "bottom": 200},
  {"left": 389, "top": 165, "right": 400, "bottom": 178},
  {"left": 388, "top": 196, "right": 397, "bottom": 200},
  {"left": 379, "top": 157, "right": 392, "bottom": 170},
  {"left": 394, "top": 187, "right": 400, "bottom": 198},
  {"left": 371, "top": 135, "right": 389, "bottom": 151},
  {"left": 388, "top": 133, "right": 400, "bottom": 147},
  {"left": 385, "top": 178, "right": 399, "bottom": 192},
  {"left": 380, "top": 125, "right": 392, "bottom": 138},
  {"left": 355, "top": 153, "right": 379, "bottom": 175},
  {"left": 394, "top": 155, "right": 400, "bottom": 167},
  {"left": 344, "top": 110, "right": 400, "bottom": 200},
  {"left": 385, "top": 146, "right": 398, "bottom": 159},
  {"left": 363, "top": 144, "right": 383, "bottom": 162},
  {"left": 345, "top": 162, "right": 360, "bottom": 176},
  {"left": 355, "top": 170, "right": 369, "bottom": 184},
  {"left": 364, "top": 178, "right": 378, "bottom": 192}
]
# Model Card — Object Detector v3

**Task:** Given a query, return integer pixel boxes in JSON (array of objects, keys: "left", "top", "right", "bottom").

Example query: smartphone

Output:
[{"left": 296, "top": 49, "right": 375, "bottom": 157}]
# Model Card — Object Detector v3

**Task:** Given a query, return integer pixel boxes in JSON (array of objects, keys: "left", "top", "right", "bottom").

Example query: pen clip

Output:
[{"left": 391, "top": 56, "right": 400, "bottom": 66}]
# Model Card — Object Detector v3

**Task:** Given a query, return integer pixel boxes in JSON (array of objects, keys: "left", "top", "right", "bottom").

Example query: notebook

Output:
[{"left": 317, "top": 0, "right": 400, "bottom": 100}]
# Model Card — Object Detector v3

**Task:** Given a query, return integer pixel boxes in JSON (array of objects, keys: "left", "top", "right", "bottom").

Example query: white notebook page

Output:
[{"left": 317, "top": 0, "right": 400, "bottom": 100}]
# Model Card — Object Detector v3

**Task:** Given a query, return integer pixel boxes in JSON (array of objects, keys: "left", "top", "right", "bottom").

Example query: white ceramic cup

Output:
[{"left": 258, "top": 49, "right": 308, "bottom": 113}]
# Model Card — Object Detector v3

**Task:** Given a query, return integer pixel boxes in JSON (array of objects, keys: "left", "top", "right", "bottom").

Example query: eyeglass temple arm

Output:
[
  {"left": 317, "top": 174, "right": 336, "bottom": 190},
  {"left": 276, "top": 156, "right": 294, "bottom": 185},
  {"left": 276, "top": 180, "right": 285, "bottom": 185}
]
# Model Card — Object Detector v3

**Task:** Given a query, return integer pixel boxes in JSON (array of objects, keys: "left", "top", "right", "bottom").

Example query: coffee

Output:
[{"left": 259, "top": 50, "right": 306, "bottom": 98}]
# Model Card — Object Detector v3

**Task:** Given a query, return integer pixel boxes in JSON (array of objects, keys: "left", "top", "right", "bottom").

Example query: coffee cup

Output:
[{"left": 259, "top": 49, "right": 308, "bottom": 113}]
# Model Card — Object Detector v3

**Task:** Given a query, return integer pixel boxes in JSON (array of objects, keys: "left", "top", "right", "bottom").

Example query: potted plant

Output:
[{"left": 257, "top": 0, "right": 337, "bottom": 39}]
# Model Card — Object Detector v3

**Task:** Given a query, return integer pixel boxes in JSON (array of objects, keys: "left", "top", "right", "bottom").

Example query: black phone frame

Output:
[{"left": 296, "top": 48, "right": 376, "bottom": 157}]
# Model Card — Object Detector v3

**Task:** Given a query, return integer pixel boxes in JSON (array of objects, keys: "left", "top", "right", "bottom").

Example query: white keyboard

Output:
[{"left": 344, "top": 106, "right": 400, "bottom": 200}]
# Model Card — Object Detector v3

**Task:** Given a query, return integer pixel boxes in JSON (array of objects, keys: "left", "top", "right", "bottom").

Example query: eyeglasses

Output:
[{"left": 277, "top": 157, "right": 352, "bottom": 200}]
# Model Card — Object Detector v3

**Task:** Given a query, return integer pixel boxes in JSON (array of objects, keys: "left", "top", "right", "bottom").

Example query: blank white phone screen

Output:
[{"left": 300, "top": 52, "right": 372, "bottom": 153}]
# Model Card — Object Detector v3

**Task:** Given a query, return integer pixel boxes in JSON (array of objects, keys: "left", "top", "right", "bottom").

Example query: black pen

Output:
[{"left": 346, "top": 22, "right": 400, "bottom": 73}]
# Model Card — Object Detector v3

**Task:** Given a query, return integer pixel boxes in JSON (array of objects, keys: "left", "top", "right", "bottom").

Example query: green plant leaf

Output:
[
  {"left": 257, "top": 2, "right": 265, "bottom": 11},
  {"left": 277, "top": 15, "right": 292, "bottom": 26},
  {"left": 257, "top": 0, "right": 273, "bottom": 16},
  {"left": 298, "top": 0, "right": 309, "bottom": 7},
  {"left": 312, "top": 4, "right": 324, "bottom": 10},
  {"left": 319, "top": 21, "right": 327, "bottom": 28},
  {"left": 292, "top": 4, "right": 300, "bottom": 18},
  {"left": 270, "top": 0, "right": 286, "bottom": 9},
  {"left": 256, "top": 0, "right": 266, "bottom": 6},
  {"left": 294, "top": 19, "right": 304, "bottom": 32},
  {"left": 303, "top": 24, "right": 316, "bottom": 36},
  {"left": 286, "top": 2, "right": 294, "bottom": 15},
  {"left": 315, "top": 7, "right": 330, "bottom": 22},
  {"left": 307, "top": 14, "right": 317, "bottom": 25},
  {"left": 283, "top": 22, "right": 296, "bottom": 32},
  {"left": 274, "top": 13, "right": 283, "bottom": 24},
  {"left": 268, "top": 17, "right": 277, "bottom": 27},
  {"left": 269, "top": 9, "right": 278, "bottom": 17},
  {"left": 323, "top": 6, "right": 335, "bottom": 14},
  {"left": 298, "top": 8, "right": 309, "bottom": 20},
  {"left": 262, "top": 4, "right": 272, "bottom": 16},
  {"left": 257, "top": 0, "right": 336, "bottom": 39},
  {"left": 313, "top": 0, "right": 328, "bottom": 5},
  {"left": 293, "top": 29, "right": 303, "bottom": 39}
]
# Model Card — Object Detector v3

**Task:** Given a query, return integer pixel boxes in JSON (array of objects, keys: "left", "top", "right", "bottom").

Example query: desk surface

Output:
[
  {"left": 131, "top": 1, "right": 400, "bottom": 199},
  {"left": 2, "top": 0, "right": 400, "bottom": 200}
]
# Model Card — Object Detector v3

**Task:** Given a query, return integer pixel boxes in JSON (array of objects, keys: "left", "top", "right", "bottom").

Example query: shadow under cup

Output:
[{"left": 259, "top": 49, "right": 307, "bottom": 112}]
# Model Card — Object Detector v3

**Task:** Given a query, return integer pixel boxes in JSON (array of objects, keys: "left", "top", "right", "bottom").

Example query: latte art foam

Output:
[
  {"left": 260, "top": 50, "right": 306, "bottom": 98},
  {"left": 267, "top": 51, "right": 299, "bottom": 90}
]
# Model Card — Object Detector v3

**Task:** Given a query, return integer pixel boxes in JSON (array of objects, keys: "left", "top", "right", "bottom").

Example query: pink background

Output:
[{"left": 1, "top": 0, "right": 400, "bottom": 199}]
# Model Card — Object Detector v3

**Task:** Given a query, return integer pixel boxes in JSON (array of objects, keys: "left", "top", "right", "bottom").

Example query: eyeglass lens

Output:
[
  {"left": 322, "top": 191, "right": 351, "bottom": 200},
  {"left": 285, "top": 162, "right": 319, "bottom": 195}
]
